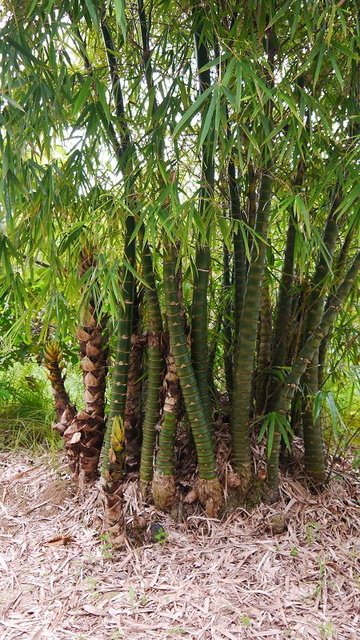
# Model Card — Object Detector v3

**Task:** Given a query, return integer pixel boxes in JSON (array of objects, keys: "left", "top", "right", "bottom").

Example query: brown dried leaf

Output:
[{"left": 45, "top": 535, "right": 74, "bottom": 546}]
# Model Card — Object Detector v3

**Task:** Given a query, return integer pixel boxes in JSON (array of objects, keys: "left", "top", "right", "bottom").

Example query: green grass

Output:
[{"left": 0, "top": 362, "right": 61, "bottom": 452}]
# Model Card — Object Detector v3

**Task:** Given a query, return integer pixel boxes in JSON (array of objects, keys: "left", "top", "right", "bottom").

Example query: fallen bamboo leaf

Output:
[
  {"left": 82, "top": 604, "right": 107, "bottom": 616},
  {"left": 45, "top": 535, "right": 74, "bottom": 546}
]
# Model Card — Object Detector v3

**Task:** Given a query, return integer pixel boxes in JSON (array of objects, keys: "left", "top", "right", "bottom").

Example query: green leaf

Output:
[
  {"left": 4, "top": 96, "right": 25, "bottom": 112},
  {"left": 293, "top": 195, "right": 311, "bottom": 237},
  {"left": 6, "top": 37, "right": 40, "bottom": 65},
  {"left": 122, "top": 258, "right": 149, "bottom": 289},
  {"left": 278, "top": 420, "right": 291, "bottom": 451},
  {"left": 313, "top": 43, "right": 325, "bottom": 88},
  {"left": 198, "top": 86, "right": 218, "bottom": 148},
  {"left": 325, "top": 392, "right": 344, "bottom": 439},
  {"left": 173, "top": 85, "right": 213, "bottom": 139},
  {"left": 198, "top": 51, "right": 231, "bottom": 74},
  {"left": 95, "top": 79, "right": 111, "bottom": 123},
  {"left": 114, "top": 0, "right": 127, "bottom": 39},
  {"left": 83, "top": 0, "right": 99, "bottom": 27},
  {"left": 313, "top": 391, "right": 325, "bottom": 423},
  {"left": 258, "top": 415, "right": 269, "bottom": 442},
  {"left": 73, "top": 77, "right": 93, "bottom": 116},
  {"left": 328, "top": 53, "right": 344, "bottom": 89},
  {"left": 59, "top": 224, "right": 86, "bottom": 254},
  {"left": 267, "top": 0, "right": 296, "bottom": 27}
]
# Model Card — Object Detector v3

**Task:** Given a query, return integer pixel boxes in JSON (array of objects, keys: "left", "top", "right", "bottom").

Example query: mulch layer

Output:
[{"left": 0, "top": 451, "right": 359, "bottom": 640}]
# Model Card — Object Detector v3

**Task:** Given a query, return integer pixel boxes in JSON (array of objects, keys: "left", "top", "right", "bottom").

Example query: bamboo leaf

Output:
[
  {"left": 4, "top": 96, "right": 25, "bottom": 111},
  {"left": 313, "top": 391, "right": 325, "bottom": 423},
  {"left": 122, "top": 258, "right": 149, "bottom": 288},
  {"left": 325, "top": 392, "right": 345, "bottom": 438},
  {"left": 83, "top": 0, "right": 99, "bottom": 27},
  {"left": 6, "top": 36, "right": 39, "bottom": 64},
  {"left": 95, "top": 79, "right": 111, "bottom": 123},
  {"left": 294, "top": 195, "right": 311, "bottom": 237},
  {"left": 114, "top": 0, "right": 127, "bottom": 39},
  {"left": 198, "top": 87, "right": 218, "bottom": 148},
  {"left": 278, "top": 421, "right": 291, "bottom": 451},
  {"left": 267, "top": 0, "right": 296, "bottom": 27},
  {"left": 73, "top": 77, "right": 93, "bottom": 116},
  {"left": 328, "top": 53, "right": 344, "bottom": 89},
  {"left": 173, "top": 85, "right": 213, "bottom": 138},
  {"left": 313, "top": 43, "right": 325, "bottom": 88},
  {"left": 198, "top": 51, "right": 231, "bottom": 73}
]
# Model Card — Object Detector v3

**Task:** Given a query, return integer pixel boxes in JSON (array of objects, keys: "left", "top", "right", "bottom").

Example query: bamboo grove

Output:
[{"left": 0, "top": 1, "right": 359, "bottom": 543}]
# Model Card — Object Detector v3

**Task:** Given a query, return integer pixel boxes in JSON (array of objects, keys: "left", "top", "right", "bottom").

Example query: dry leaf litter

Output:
[{"left": 0, "top": 451, "right": 359, "bottom": 640}]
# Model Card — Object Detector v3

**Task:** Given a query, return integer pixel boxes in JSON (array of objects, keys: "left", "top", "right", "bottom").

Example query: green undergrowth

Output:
[
  {"left": 320, "top": 366, "right": 360, "bottom": 470},
  {"left": 0, "top": 362, "right": 60, "bottom": 452}
]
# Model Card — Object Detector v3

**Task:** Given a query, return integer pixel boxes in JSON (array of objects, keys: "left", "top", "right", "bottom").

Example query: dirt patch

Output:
[{"left": 0, "top": 451, "right": 359, "bottom": 639}]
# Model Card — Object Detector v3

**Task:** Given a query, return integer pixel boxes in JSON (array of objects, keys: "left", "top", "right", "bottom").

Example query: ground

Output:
[{"left": 0, "top": 452, "right": 359, "bottom": 640}]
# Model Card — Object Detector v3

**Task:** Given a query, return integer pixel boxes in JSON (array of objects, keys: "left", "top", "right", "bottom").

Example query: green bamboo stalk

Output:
[
  {"left": 297, "top": 207, "right": 339, "bottom": 482},
  {"left": 98, "top": 16, "right": 139, "bottom": 545},
  {"left": 190, "top": 8, "right": 214, "bottom": 429},
  {"left": 255, "top": 282, "right": 272, "bottom": 416},
  {"left": 102, "top": 213, "right": 135, "bottom": 481},
  {"left": 191, "top": 246, "right": 212, "bottom": 425},
  {"left": 231, "top": 169, "right": 273, "bottom": 492},
  {"left": 139, "top": 245, "right": 164, "bottom": 490},
  {"left": 267, "top": 252, "right": 360, "bottom": 491},
  {"left": 267, "top": 205, "right": 339, "bottom": 489},
  {"left": 271, "top": 218, "right": 297, "bottom": 373},
  {"left": 152, "top": 354, "right": 180, "bottom": 511},
  {"left": 124, "top": 307, "right": 144, "bottom": 473},
  {"left": 155, "top": 355, "right": 179, "bottom": 477},
  {"left": 164, "top": 243, "right": 222, "bottom": 515},
  {"left": 303, "top": 207, "right": 339, "bottom": 347},
  {"left": 247, "top": 164, "right": 257, "bottom": 233},
  {"left": 318, "top": 227, "right": 354, "bottom": 387},
  {"left": 230, "top": 25, "right": 277, "bottom": 494},
  {"left": 208, "top": 312, "right": 222, "bottom": 402},
  {"left": 302, "top": 353, "right": 326, "bottom": 484},
  {"left": 264, "top": 210, "right": 298, "bottom": 418},
  {"left": 265, "top": 156, "right": 306, "bottom": 420},
  {"left": 228, "top": 153, "right": 246, "bottom": 342},
  {"left": 222, "top": 243, "right": 234, "bottom": 400}
]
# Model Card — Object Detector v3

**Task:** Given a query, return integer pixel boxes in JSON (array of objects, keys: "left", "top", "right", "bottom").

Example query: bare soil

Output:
[{"left": 0, "top": 451, "right": 359, "bottom": 640}]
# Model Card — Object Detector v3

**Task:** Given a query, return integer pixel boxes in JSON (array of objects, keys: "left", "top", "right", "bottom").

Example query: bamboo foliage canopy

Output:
[{"left": 0, "top": 0, "right": 359, "bottom": 526}]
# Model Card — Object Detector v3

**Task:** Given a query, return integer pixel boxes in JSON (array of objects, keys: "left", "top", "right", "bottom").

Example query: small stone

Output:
[{"left": 266, "top": 513, "right": 287, "bottom": 535}]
